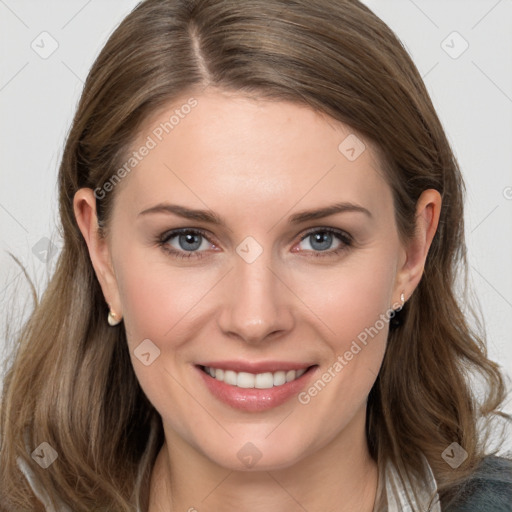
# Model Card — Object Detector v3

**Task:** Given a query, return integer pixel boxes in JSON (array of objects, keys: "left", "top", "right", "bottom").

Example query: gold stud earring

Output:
[
  {"left": 400, "top": 292, "right": 405, "bottom": 307},
  {"left": 107, "top": 308, "right": 122, "bottom": 326}
]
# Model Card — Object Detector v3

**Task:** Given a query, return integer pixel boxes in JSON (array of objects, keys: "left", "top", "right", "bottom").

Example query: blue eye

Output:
[
  {"left": 297, "top": 228, "right": 352, "bottom": 257},
  {"left": 174, "top": 232, "right": 204, "bottom": 251},
  {"left": 303, "top": 231, "right": 335, "bottom": 251},
  {"left": 158, "top": 228, "right": 214, "bottom": 259}
]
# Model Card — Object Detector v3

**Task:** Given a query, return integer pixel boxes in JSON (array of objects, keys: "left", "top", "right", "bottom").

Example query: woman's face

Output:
[{"left": 100, "top": 89, "right": 410, "bottom": 470}]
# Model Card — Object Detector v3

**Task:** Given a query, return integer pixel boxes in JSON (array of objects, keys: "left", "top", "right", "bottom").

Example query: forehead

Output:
[{"left": 115, "top": 89, "right": 392, "bottom": 221}]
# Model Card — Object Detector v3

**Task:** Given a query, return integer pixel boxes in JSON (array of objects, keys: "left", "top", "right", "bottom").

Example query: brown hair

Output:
[{"left": 1, "top": 0, "right": 509, "bottom": 510}]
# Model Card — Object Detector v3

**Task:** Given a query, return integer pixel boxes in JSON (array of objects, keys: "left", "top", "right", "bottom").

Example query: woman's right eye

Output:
[{"left": 157, "top": 229, "right": 217, "bottom": 259}]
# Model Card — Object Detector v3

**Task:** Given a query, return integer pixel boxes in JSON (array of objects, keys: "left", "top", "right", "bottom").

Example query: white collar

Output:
[{"left": 383, "top": 455, "right": 441, "bottom": 512}]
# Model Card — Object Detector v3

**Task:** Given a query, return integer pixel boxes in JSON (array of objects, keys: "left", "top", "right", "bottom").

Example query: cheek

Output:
[
  {"left": 291, "top": 250, "right": 396, "bottom": 416},
  {"left": 291, "top": 250, "right": 397, "bottom": 349},
  {"left": 115, "top": 256, "right": 206, "bottom": 349},
  {"left": 113, "top": 251, "right": 214, "bottom": 420}
]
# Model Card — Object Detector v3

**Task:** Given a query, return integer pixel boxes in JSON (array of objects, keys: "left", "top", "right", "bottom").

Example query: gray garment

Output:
[{"left": 444, "top": 456, "right": 512, "bottom": 512}]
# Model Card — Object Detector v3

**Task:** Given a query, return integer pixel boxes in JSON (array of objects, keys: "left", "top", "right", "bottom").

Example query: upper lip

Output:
[{"left": 197, "top": 360, "right": 315, "bottom": 373}]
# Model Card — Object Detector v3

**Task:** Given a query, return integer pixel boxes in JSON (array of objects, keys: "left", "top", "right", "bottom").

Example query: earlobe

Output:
[
  {"left": 394, "top": 189, "right": 442, "bottom": 302},
  {"left": 73, "top": 188, "right": 122, "bottom": 319}
]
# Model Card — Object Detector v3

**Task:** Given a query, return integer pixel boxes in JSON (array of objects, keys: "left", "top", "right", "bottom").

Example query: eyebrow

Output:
[{"left": 138, "top": 201, "right": 372, "bottom": 226}]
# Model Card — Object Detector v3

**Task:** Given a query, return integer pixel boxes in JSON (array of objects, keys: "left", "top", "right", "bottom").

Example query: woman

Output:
[{"left": 1, "top": 0, "right": 511, "bottom": 510}]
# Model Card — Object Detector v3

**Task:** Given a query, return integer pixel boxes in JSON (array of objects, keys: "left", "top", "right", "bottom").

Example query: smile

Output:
[
  {"left": 201, "top": 366, "right": 307, "bottom": 389},
  {"left": 196, "top": 363, "right": 318, "bottom": 412}
]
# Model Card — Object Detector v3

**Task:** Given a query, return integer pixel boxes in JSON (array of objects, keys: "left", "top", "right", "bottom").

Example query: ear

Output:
[
  {"left": 393, "top": 189, "right": 442, "bottom": 304},
  {"left": 73, "top": 188, "right": 122, "bottom": 318}
]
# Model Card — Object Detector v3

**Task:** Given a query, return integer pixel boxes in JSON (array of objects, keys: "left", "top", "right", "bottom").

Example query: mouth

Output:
[
  {"left": 199, "top": 365, "right": 310, "bottom": 389},
  {"left": 195, "top": 362, "right": 318, "bottom": 412}
]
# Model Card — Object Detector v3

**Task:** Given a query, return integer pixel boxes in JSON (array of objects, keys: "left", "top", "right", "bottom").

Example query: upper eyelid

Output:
[
  {"left": 161, "top": 227, "right": 211, "bottom": 239},
  {"left": 299, "top": 226, "right": 351, "bottom": 240}
]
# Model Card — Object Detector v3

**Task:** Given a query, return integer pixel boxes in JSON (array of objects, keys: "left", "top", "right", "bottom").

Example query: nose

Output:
[{"left": 217, "top": 249, "right": 295, "bottom": 345}]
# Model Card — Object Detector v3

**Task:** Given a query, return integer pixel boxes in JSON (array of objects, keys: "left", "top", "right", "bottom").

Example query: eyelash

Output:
[{"left": 157, "top": 227, "right": 353, "bottom": 260}]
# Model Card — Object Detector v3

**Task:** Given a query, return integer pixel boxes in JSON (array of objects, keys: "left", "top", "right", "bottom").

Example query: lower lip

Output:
[{"left": 196, "top": 365, "right": 317, "bottom": 412}]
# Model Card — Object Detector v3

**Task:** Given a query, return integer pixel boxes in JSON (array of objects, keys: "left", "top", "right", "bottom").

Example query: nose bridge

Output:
[{"left": 218, "top": 239, "right": 293, "bottom": 343}]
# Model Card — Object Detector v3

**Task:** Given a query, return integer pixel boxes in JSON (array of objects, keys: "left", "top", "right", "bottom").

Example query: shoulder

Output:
[{"left": 445, "top": 455, "right": 512, "bottom": 512}]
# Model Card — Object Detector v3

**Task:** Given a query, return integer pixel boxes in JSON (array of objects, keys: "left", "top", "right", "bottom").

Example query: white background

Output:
[{"left": 1, "top": 0, "right": 511, "bottom": 416}]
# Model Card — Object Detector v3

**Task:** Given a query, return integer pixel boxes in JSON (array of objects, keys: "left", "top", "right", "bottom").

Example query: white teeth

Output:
[
  {"left": 224, "top": 370, "right": 237, "bottom": 386},
  {"left": 237, "top": 372, "right": 255, "bottom": 388},
  {"left": 273, "top": 371, "right": 286, "bottom": 386},
  {"left": 203, "top": 366, "right": 309, "bottom": 388},
  {"left": 255, "top": 372, "right": 273, "bottom": 389}
]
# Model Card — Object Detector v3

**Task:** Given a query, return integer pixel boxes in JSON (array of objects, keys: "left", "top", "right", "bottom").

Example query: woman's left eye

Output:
[
  {"left": 294, "top": 228, "right": 353, "bottom": 257},
  {"left": 157, "top": 227, "right": 352, "bottom": 260}
]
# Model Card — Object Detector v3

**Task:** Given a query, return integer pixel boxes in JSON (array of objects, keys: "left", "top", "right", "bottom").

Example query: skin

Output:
[{"left": 74, "top": 88, "right": 441, "bottom": 511}]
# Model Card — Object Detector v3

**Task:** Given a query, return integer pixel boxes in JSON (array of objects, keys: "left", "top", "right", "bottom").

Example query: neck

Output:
[{"left": 149, "top": 408, "right": 378, "bottom": 512}]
